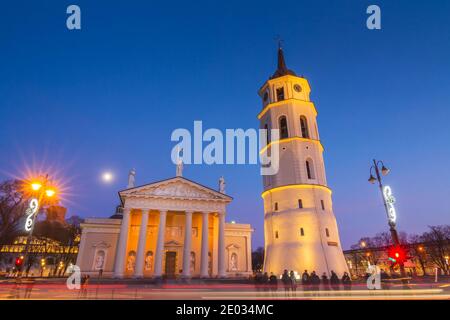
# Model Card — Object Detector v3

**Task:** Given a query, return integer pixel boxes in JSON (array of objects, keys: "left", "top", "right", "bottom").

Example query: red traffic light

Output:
[
  {"left": 15, "top": 256, "right": 24, "bottom": 268},
  {"left": 388, "top": 246, "right": 407, "bottom": 265}
]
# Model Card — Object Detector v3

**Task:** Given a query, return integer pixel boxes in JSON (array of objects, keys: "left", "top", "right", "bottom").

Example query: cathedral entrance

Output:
[{"left": 165, "top": 251, "right": 177, "bottom": 277}]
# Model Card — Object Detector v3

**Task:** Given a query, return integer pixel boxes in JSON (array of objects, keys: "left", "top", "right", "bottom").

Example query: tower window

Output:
[
  {"left": 325, "top": 228, "right": 330, "bottom": 237},
  {"left": 279, "top": 116, "right": 289, "bottom": 139},
  {"left": 275, "top": 231, "right": 279, "bottom": 239},
  {"left": 300, "top": 116, "right": 310, "bottom": 138},
  {"left": 321, "top": 200, "right": 325, "bottom": 211},
  {"left": 264, "top": 123, "right": 270, "bottom": 144},
  {"left": 298, "top": 199, "right": 303, "bottom": 209},
  {"left": 300, "top": 228, "right": 305, "bottom": 236},
  {"left": 306, "top": 158, "right": 315, "bottom": 179},
  {"left": 263, "top": 91, "right": 269, "bottom": 102},
  {"left": 274, "top": 202, "right": 278, "bottom": 211},
  {"left": 276, "top": 87, "right": 285, "bottom": 101}
]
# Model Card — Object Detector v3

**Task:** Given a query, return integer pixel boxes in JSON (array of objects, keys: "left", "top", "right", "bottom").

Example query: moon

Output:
[{"left": 101, "top": 172, "right": 114, "bottom": 183}]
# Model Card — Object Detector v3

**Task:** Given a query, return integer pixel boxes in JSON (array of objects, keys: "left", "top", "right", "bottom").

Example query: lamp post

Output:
[
  {"left": 368, "top": 159, "right": 407, "bottom": 279},
  {"left": 20, "top": 174, "right": 57, "bottom": 277}
]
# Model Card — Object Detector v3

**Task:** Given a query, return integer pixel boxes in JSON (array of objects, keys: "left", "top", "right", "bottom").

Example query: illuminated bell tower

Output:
[{"left": 259, "top": 45, "right": 349, "bottom": 277}]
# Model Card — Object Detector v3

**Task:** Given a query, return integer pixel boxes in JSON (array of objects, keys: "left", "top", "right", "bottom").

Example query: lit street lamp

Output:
[
  {"left": 368, "top": 159, "right": 407, "bottom": 280},
  {"left": 20, "top": 174, "right": 57, "bottom": 277}
]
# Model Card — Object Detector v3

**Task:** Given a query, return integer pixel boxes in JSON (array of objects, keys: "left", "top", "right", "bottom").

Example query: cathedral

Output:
[
  {"left": 76, "top": 46, "right": 349, "bottom": 279},
  {"left": 259, "top": 46, "right": 349, "bottom": 277},
  {"left": 76, "top": 168, "right": 253, "bottom": 278}
]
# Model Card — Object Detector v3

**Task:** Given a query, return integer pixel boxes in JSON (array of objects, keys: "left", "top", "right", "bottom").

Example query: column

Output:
[
  {"left": 246, "top": 235, "right": 252, "bottom": 273},
  {"left": 75, "top": 230, "right": 88, "bottom": 270},
  {"left": 153, "top": 210, "right": 167, "bottom": 277},
  {"left": 134, "top": 209, "right": 149, "bottom": 278},
  {"left": 200, "top": 212, "right": 209, "bottom": 277},
  {"left": 113, "top": 207, "right": 131, "bottom": 278},
  {"left": 218, "top": 211, "right": 226, "bottom": 277},
  {"left": 182, "top": 211, "right": 193, "bottom": 278}
]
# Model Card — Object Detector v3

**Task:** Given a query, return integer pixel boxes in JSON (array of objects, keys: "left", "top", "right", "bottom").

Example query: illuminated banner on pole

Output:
[
  {"left": 383, "top": 185, "right": 397, "bottom": 224},
  {"left": 25, "top": 198, "right": 39, "bottom": 232}
]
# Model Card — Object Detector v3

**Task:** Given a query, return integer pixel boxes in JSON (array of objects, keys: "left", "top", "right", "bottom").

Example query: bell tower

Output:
[{"left": 258, "top": 45, "right": 349, "bottom": 277}]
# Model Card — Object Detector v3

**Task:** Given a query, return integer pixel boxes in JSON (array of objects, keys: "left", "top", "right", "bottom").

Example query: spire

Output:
[
  {"left": 271, "top": 41, "right": 297, "bottom": 79},
  {"left": 277, "top": 41, "right": 287, "bottom": 72}
]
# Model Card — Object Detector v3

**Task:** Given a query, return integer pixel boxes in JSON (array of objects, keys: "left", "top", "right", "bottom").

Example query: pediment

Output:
[{"left": 119, "top": 177, "right": 231, "bottom": 202}]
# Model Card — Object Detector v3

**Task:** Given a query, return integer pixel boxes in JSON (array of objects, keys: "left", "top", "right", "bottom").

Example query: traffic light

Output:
[
  {"left": 388, "top": 246, "right": 407, "bottom": 265},
  {"left": 15, "top": 256, "right": 24, "bottom": 269}
]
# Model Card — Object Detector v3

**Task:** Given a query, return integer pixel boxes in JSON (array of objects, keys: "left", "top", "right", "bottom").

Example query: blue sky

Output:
[{"left": 1, "top": 0, "right": 450, "bottom": 249}]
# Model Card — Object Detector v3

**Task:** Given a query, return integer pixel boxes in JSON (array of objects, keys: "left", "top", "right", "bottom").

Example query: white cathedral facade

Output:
[
  {"left": 259, "top": 46, "right": 349, "bottom": 277},
  {"left": 76, "top": 168, "right": 253, "bottom": 278}
]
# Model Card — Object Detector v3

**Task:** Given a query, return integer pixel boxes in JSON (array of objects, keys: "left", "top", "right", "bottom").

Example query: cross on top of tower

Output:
[{"left": 270, "top": 38, "right": 297, "bottom": 80}]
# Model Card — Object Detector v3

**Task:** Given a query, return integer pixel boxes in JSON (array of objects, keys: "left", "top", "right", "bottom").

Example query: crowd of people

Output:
[{"left": 254, "top": 269, "right": 352, "bottom": 295}]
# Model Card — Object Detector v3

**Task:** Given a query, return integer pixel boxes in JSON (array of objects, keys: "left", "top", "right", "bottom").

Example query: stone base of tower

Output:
[
  {"left": 264, "top": 243, "right": 349, "bottom": 278},
  {"left": 262, "top": 205, "right": 349, "bottom": 278}
]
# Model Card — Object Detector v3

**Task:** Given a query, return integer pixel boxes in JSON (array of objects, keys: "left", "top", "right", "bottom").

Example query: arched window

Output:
[
  {"left": 274, "top": 202, "right": 278, "bottom": 211},
  {"left": 264, "top": 123, "right": 270, "bottom": 144},
  {"left": 300, "top": 116, "right": 309, "bottom": 138},
  {"left": 306, "top": 158, "right": 315, "bottom": 179},
  {"left": 325, "top": 228, "right": 330, "bottom": 237},
  {"left": 263, "top": 90, "right": 269, "bottom": 103},
  {"left": 276, "top": 87, "right": 285, "bottom": 101},
  {"left": 279, "top": 116, "right": 289, "bottom": 139},
  {"left": 144, "top": 251, "right": 153, "bottom": 271},
  {"left": 298, "top": 199, "right": 303, "bottom": 209}
]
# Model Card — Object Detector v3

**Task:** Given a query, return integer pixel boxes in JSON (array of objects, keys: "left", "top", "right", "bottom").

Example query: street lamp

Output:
[
  {"left": 368, "top": 159, "right": 407, "bottom": 280},
  {"left": 20, "top": 174, "right": 57, "bottom": 277}
]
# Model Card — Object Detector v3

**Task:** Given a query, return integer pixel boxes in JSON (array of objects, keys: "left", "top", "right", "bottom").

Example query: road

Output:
[{"left": 0, "top": 279, "right": 449, "bottom": 300}]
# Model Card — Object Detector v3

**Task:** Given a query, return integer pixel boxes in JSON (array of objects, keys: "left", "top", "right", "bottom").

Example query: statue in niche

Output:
[
  {"left": 230, "top": 253, "right": 238, "bottom": 271},
  {"left": 126, "top": 251, "right": 136, "bottom": 271},
  {"left": 144, "top": 251, "right": 153, "bottom": 270},
  {"left": 94, "top": 250, "right": 105, "bottom": 270}
]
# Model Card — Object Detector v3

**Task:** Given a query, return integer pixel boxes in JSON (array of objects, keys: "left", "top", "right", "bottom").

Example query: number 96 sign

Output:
[{"left": 25, "top": 198, "right": 39, "bottom": 232}]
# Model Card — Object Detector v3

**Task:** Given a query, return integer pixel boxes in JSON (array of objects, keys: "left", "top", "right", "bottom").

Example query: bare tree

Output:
[
  {"left": 408, "top": 234, "right": 428, "bottom": 276},
  {"left": 251, "top": 247, "right": 264, "bottom": 272},
  {"left": 421, "top": 225, "right": 450, "bottom": 275},
  {"left": 0, "top": 179, "right": 27, "bottom": 244}
]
